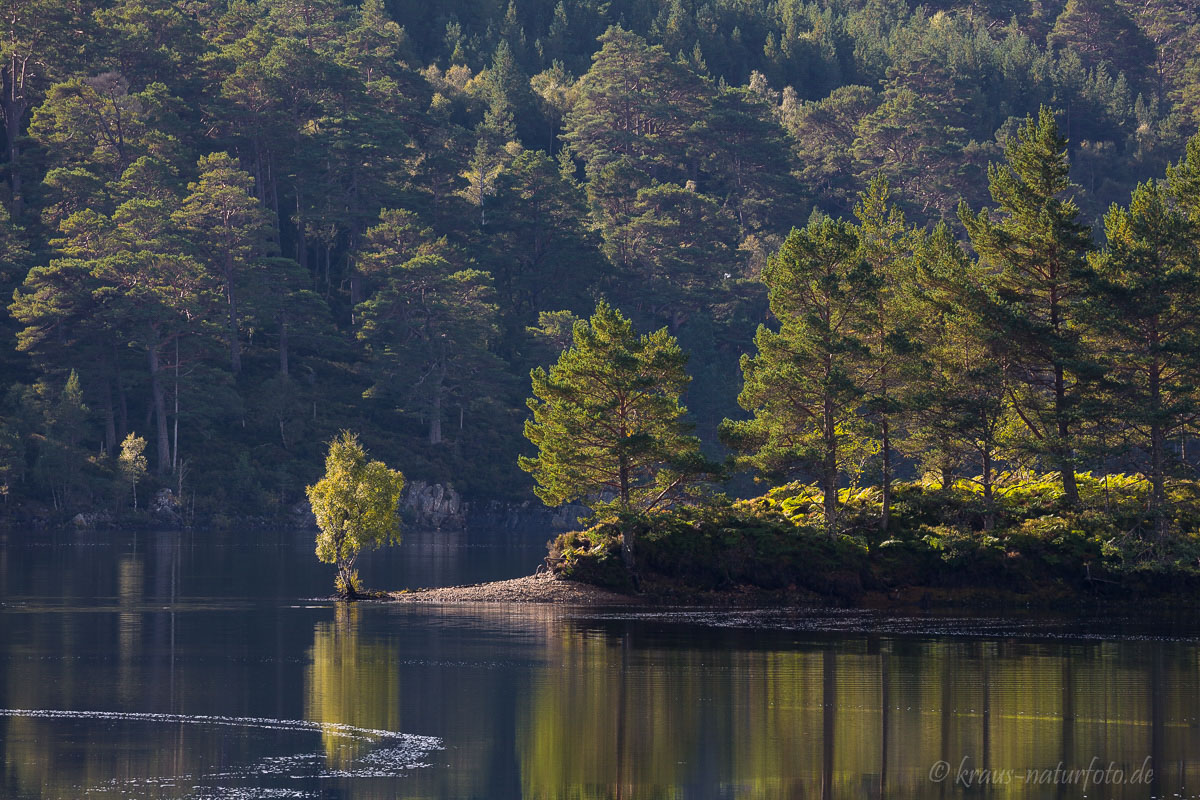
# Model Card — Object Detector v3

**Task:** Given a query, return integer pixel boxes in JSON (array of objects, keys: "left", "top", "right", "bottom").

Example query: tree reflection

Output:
[
  {"left": 517, "top": 623, "right": 1200, "bottom": 799},
  {"left": 304, "top": 603, "right": 402, "bottom": 769}
]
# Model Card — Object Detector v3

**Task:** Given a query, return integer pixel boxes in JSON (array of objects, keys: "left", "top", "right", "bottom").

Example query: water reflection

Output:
[
  {"left": 2, "top": 529, "right": 1200, "bottom": 799},
  {"left": 305, "top": 603, "right": 403, "bottom": 769},
  {"left": 514, "top": 615, "right": 1200, "bottom": 799}
]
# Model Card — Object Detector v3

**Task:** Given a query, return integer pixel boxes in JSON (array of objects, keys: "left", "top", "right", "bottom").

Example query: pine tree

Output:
[
  {"left": 721, "top": 213, "right": 876, "bottom": 533},
  {"left": 356, "top": 210, "right": 502, "bottom": 447},
  {"left": 563, "top": 26, "right": 707, "bottom": 182},
  {"left": 613, "top": 182, "right": 739, "bottom": 329},
  {"left": 174, "top": 152, "right": 273, "bottom": 376},
  {"left": 908, "top": 225, "right": 1014, "bottom": 528},
  {"left": 520, "top": 301, "right": 714, "bottom": 570},
  {"left": 854, "top": 176, "right": 920, "bottom": 532},
  {"left": 487, "top": 149, "right": 601, "bottom": 356},
  {"left": 959, "top": 107, "right": 1093, "bottom": 506},
  {"left": 690, "top": 85, "right": 803, "bottom": 238},
  {"left": 0, "top": 0, "right": 95, "bottom": 216},
  {"left": 1088, "top": 181, "right": 1200, "bottom": 538}
]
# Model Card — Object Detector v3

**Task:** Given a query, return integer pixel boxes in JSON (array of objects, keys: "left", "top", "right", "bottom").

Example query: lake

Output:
[{"left": 1, "top": 525, "right": 1198, "bottom": 799}]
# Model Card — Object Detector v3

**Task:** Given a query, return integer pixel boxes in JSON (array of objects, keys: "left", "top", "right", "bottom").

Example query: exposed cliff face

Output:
[
  {"left": 401, "top": 481, "right": 590, "bottom": 531},
  {"left": 402, "top": 481, "right": 468, "bottom": 529}
]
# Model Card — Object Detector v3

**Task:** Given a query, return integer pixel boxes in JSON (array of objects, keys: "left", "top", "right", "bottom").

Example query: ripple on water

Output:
[
  {"left": 570, "top": 607, "right": 1200, "bottom": 642},
  {"left": 0, "top": 708, "right": 443, "bottom": 798}
]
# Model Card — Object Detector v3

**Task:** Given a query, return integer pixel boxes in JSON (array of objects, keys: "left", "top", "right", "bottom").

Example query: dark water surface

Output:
[{"left": 2, "top": 526, "right": 1199, "bottom": 799}]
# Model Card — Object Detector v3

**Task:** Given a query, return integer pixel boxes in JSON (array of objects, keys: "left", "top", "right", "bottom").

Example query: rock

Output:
[
  {"left": 71, "top": 511, "right": 112, "bottom": 530},
  {"left": 402, "top": 481, "right": 468, "bottom": 529},
  {"left": 151, "top": 488, "right": 183, "bottom": 526},
  {"left": 292, "top": 500, "right": 317, "bottom": 528},
  {"left": 550, "top": 503, "right": 591, "bottom": 530},
  {"left": 152, "top": 488, "right": 178, "bottom": 513}
]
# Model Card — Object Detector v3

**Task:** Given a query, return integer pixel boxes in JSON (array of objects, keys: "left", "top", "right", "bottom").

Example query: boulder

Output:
[{"left": 403, "top": 481, "right": 468, "bottom": 529}]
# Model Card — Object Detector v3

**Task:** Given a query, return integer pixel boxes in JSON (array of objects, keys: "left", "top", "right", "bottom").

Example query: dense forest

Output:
[{"left": 1, "top": 0, "right": 1199, "bottom": 524}]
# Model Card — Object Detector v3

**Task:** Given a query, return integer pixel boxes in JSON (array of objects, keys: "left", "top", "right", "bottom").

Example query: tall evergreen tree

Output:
[
  {"left": 721, "top": 213, "right": 875, "bottom": 532},
  {"left": 520, "top": 301, "right": 714, "bottom": 570},
  {"left": 909, "top": 224, "right": 1015, "bottom": 528},
  {"left": 959, "top": 107, "right": 1093, "bottom": 505},
  {"left": 854, "top": 176, "right": 920, "bottom": 531},
  {"left": 356, "top": 210, "right": 502, "bottom": 447},
  {"left": 174, "top": 152, "right": 273, "bottom": 376},
  {"left": 0, "top": 0, "right": 95, "bottom": 215},
  {"left": 1088, "top": 181, "right": 1200, "bottom": 538},
  {"left": 563, "top": 26, "right": 707, "bottom": 182}
]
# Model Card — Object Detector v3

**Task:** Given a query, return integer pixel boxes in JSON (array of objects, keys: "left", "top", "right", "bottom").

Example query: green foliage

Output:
[
  {"left": 2, "top": 0, "right": 1200, "bottom": 527},
  {"left": 722, "top": 210, "right": 876, "bottom": 531},
  {"left": 959, "top": 107, "right": 1094, "bottom": 505},
  {"left": 521, "top": 301, "right": 715, "bottom": 516},
  {"left": 306, "top": 431, "right": 405, "bottom": 598},
  {"left": 555, "top": 473, "right": 1200, "bottom": 599},
  {"left": 546, "top": 525, "right": 633, "bottom": 591}
]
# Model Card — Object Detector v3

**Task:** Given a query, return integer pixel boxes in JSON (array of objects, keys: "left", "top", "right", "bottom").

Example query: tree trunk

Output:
[
  {"left": 1050, "top": 289, "right": 1079, "bottom": 506},
  {"left": 102, "top": 376, "right": 117, "bottom": 456},
  {"left": 428, "top": 366, "right": 444, "bottom": 445},
  {"left": 225, "top": 250, "right": 241, "bottom": 375},
  {"left": 172, "top": 337, "right": 180, "bottom": 472},
  {"left": 278, "top": 312, "right": 289, "bottom": 377},
  {"left": 620, "top": 527, "right": 636, "bottom": 574},
  {"left": 982, "top": 445, "right": 995, "bottom": 532},
  {"left": 1054, "top": 362, "right": 1079, "bottom": 505},
  {"left": 295, "top": 190, "right": 308, "bottom": 272},
  {"left": 267, "top": 150, "right": 281, "bottom": 239},
  {"left": 147, "top": 328, "right": 171, "bottom": 474},
  {"left": 113, "top": 345, "right": 128, "bottom": 442},
  {"left": 823, "top": 390, "right": 838, "bottom": 536},
  {"left": 1, "top": 84, "right": 27, "bottom": 216},
  {"left": 1150, "top": 353, "right": 1167, "bottom": 540},
  {"left": 619, "top": 457, "right": 636, "bottom": 578},
  {"left": 880, "top": 417, "right": 891, "bottom": 533},
  {"left": 336, "top": 559, "right": 358, "bottom": 600}
]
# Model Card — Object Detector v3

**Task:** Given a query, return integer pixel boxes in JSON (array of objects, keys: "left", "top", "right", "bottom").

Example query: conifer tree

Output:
[
  {"left": 959, "top": 107, "right": 1093, "bottom": 506},
  {"left": 1088, "top": 181, "right": 1200, "bottom": 538},
  {"left": 721, "top": 213, "right": 875, "bottom": 533},
  {"left": 174, "top": 152, "right": 273, "bottom": 376},
  {"left": 356, "top": 210, "right": 502, "bottom": 447},
  {"left": 520, "top": 302, "right": 714, "bottom": 570},
  {"left": 909, "top": 225, "right": 1014, "bottom": 528},
  {"left": 854, "top": 176, "right": 920, "bottom": 532}
]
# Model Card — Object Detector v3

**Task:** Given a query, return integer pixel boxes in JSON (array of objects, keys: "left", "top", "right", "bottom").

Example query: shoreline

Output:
[
  {"left": 382, "top": 572, "right": 1200, "bottom": 611},
  {"left": 387, "top": 572, "right": 644, "bottom": 605}
]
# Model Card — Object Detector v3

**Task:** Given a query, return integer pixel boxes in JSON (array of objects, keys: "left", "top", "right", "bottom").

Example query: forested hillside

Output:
[{"left": 1, "top": 0, "right": 1197, "bottom": 522}]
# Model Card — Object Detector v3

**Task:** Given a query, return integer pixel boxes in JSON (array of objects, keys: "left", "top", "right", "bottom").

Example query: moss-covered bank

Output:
[{"left": 547, "top": 473, "right": 1200, "bottom": 605}]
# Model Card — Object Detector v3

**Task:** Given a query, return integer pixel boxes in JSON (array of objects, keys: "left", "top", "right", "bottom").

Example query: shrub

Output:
[{"left": 547, "top": 473, "right": 1200, "bottom": 602}]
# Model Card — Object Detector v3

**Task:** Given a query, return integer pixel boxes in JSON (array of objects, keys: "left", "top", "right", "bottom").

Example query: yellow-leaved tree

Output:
[{"left": 306, "top": 431, "right": 405, "bottom": 598}]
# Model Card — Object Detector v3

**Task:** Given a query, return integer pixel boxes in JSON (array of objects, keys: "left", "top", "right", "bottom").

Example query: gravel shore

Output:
[{"left": 387, "top": 571, "right": 641, "bottom": 605}]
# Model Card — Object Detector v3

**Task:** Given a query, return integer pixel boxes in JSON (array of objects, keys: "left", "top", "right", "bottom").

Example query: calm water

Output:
[{"left": 1, "top": 527, "right": 1199, "bottom": 799}]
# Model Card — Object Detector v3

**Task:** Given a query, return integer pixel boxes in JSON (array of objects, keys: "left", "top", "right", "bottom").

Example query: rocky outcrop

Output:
[
  {"left": 71, "top": 511, "right": 113, "bottom": 529},
  {"left": 291, "top": 479, "right": 586, "bottom": 532},
  {"left": 151, "top": 488, "right": 183, "bottom": 526},
  {"left": 402, "top": 481, "right": 468, "bottom": 529}
]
